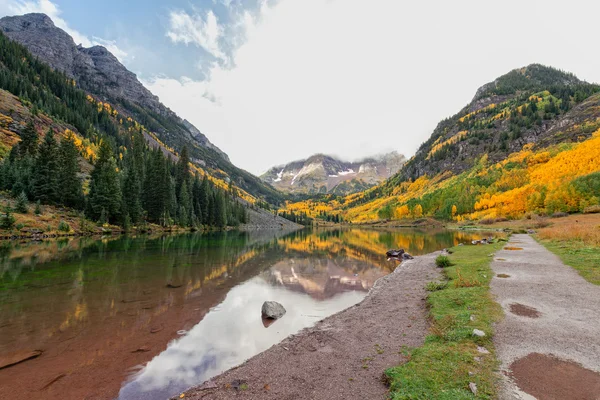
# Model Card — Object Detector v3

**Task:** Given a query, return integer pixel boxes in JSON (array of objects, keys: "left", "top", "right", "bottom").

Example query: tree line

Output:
[
  {"left": 0, "top": 122, "right": 247, "bottom": 229},
  {"left": 0, "top": 30, "right": 248, "bottom": 230}
]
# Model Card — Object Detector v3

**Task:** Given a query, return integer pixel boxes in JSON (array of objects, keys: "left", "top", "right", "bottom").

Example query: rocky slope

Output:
[
  {"left": 0, "top": 13, "right": 282, "bottom": 203},
  {"left": 388, "top": 64, "right": 600, "bottom": 187},
  {"left": 261, "top": 152, "right": 405, "bottom": 195}
]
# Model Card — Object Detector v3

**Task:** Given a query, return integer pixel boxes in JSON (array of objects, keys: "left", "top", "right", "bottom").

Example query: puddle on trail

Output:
[
  {"left": 510, "top": 353, "right": 600, "bottom": 399},
  {"left": 509, "top": 303, "right": 541, "bottom": 318}
]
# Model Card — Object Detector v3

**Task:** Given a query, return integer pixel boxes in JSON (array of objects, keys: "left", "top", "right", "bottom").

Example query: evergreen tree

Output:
[
  {"left": 178, "top": 179, "right": 192, "bottom": 226},
  {"left": 175, "top": 146, "right": 190, "bottom": 198},
  {"left": 87, "top": 141, "right": 122, "bottom": 223},
  {"left": 15, "top": 191, "right": 28, "bottom": 213},
  {"left": 32, "top": 129, "right": 59, "bottom": 204},
  {"left": 122, "top": 154, "right": 142, "bottom": 223},
  {"left": 18, "top": 121, "right": 38, "bottom": 157},
  {"left": 58, "top": 132, "right": 84, "bottom": 208},
  {"left": 199, "top": 175, "right": 211, "bottom": 223}
]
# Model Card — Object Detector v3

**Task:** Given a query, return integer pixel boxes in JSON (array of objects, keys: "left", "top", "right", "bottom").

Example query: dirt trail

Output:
[
  {"left": 175, "top": 253, "right": 441, "bottom": 400},
  {"left": 491, "top": 234, "right": 600, "bottom": 400}
]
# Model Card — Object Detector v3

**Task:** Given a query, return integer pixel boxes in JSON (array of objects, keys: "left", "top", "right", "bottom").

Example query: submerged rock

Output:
[{"left": 261, "top": 301, "right": 286, "bottom": 319}]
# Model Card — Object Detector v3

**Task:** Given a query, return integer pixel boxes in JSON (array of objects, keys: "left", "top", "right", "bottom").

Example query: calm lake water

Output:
[{"left": 0, "top": 228, "right": 485, "bottom": 400}]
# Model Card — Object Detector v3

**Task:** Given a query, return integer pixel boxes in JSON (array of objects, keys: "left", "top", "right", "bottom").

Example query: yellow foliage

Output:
[{"left": 427, "top": 131, "right": 467, "bottom": 159}]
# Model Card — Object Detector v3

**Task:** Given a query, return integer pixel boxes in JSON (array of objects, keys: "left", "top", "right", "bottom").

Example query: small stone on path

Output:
[
  {"left": 473, "top": 329, "right": 485, "bottom": 337},
  {"left": 469, "top": 382, "right": 478, "bottom": 395}
]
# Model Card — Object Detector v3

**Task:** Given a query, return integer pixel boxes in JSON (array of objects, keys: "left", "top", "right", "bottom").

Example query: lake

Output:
[{"left": 0, "top": 228, "right": 485, "bottom": 400}]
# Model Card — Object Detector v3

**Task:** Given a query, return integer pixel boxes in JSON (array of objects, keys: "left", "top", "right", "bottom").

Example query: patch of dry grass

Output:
[{"left": 537, "top": 214, "right": 600, "bottom": 246}]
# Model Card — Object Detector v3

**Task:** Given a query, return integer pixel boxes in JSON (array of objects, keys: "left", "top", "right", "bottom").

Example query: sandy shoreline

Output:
[{"left": 174, "top": 252, "right": 441, "bottom": 400}]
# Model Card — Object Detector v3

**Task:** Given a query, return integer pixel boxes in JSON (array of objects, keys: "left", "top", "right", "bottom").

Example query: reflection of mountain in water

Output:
[{"left": 263, "top": 258, "right": 381, "bottom": 300}]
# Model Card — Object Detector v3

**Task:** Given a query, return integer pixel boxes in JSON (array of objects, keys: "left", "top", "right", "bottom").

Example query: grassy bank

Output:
[
  {"left": 386, "top": 241, "right": 504, "bottom": 399},
  {"left": 535, "top": 213, "right": 600, "bottom": 285}
]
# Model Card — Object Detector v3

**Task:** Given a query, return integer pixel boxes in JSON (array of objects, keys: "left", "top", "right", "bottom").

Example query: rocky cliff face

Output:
[
  {"left": 261, "top": 152, "right": 405, "bottom": 195},
  {"left": 0, "top": 13, "right": 228, "bottom": 161}
]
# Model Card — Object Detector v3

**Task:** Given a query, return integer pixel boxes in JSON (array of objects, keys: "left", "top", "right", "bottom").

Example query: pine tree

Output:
[
  {"left": 178, "top": 179, "right": 192, "bottom": 226},
  {"left": 32, "top": 129, "right": 59, "bottom": 204},
  {"left": 88, "top": 141, "right": 122, "bottom": 223},
  {"left": 213, "top": 190, "right": 226, "bottom": 228},
  {"left": 15, "top": 191, "right": 28, "bottom": 213},
  {"left": 122, "top": 154, "right": 142, "bottom": 223},
  {"left": 18, "top": 121, "right": 38, "bottom": 157},
  {"left": 200, "top": 175, "right": 210, "bottom": 223},
  {"left": 58, "top": 132, "right": 84, "bottom": 208},
  {"left": 175, "top": 146, "right": 190, "bottom": 198}
]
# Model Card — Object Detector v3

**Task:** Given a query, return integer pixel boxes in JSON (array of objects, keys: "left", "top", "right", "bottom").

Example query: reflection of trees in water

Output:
[{"left": 0, "top": 227, "right": 496, "bottom": 366}]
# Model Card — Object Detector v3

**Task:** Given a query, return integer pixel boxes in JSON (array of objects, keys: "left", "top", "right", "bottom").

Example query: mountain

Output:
[
  {"left": 284, "top": 64, "right": 600, "bottom": 222},
  {"left": 393, "top": 64, "right": 600, "bottom": 184},
  {"left": 0, "top": 13, "right": 282, "bottom": 204},
  {"left": 260, "top": 152, "right": 405, "bottom": 195}
]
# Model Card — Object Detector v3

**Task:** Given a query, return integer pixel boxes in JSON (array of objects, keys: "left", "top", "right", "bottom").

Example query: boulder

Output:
[
  {"left": 402, "top": 253, "right": 414, "bottom": 260},
  {"left": 261, "top": 301, "right": 286, "bottom": 319},
  {"left": 386, "top": 249, "right": 405, "bottom": 258}
]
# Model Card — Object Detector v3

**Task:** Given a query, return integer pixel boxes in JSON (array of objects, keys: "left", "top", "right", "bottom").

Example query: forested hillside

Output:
[
  {"left": 0, "top": 13, "right": 283, "bottom": 205},
  {"left": 0, "top": 30, "right": 247, "bottom": 230},
  {"left": 283, "top": 65, "right": 600, "bottom": 223}
]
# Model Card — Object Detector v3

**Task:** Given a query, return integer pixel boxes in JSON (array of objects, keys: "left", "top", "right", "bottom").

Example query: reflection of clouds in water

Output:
[{"left": 119, "top": 276, "right": 365, "bottom": 400}]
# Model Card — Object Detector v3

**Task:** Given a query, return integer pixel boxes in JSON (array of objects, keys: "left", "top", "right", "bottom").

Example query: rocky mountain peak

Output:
[
  {"left": 0, "top": 13, "right": 229, "bottom": 161},
  {"left": 261, "top": 152, "right": 406, "bottom": 195},
  {"left": 1, "top": 12, "right": 55, "bottom": 29}
]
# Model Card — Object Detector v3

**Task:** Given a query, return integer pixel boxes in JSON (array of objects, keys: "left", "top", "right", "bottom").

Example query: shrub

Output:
[
  {"left": 426, "top": 281, "right": 448, "bottom": 292},
  {"left": 15, "top": 191, "right": 28, "bottom": 213},
  {"left": 479, "top": 218, "right": 495, "bottom": 225},
  {"left": 58, "top": 220, "right": 70, "bottom": 232},
  {"left": 551, "top": 212, "right": 569, "bottom": 218},
  {"left": 0, "top": 209, "right": 15, "bottom": 230},
  {"left": 435, "top": 255, "right": 453, "bottom": 268},
  {"left": 34, "top": 201, "right": 42, "bottom": 215},
  {"left": 583, "top": 205, "right": 600, "bottom": 214},
  {"left": 16, "top": 223, "right": 24, "bottom": 230}
]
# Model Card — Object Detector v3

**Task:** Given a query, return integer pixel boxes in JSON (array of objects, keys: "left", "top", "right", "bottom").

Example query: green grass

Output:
[
  {"left": 537, "top": 239, "right": 600, "bottom": 285},
  {"left": 386, "top": 242, "right": 504, "bottom": 399}
]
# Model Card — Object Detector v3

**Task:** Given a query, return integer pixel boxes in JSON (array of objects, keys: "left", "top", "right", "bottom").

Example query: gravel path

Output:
[
  {"left": 174, "top": 253, "right": 441, "bottom": 400},
  {"left": 491, "top": 234, "right": 600, "bottom": 399}
]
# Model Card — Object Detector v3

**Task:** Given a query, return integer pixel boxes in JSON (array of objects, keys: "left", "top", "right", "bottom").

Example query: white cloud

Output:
[
  {"left": 166, "top": 9, "right": 225, "bottom": 60},
  {"left": 148, "top": 0, "right": 600, "bottom": 175},
  {"left": 0, "top": 0, "right": 129, "bottom": 62}
]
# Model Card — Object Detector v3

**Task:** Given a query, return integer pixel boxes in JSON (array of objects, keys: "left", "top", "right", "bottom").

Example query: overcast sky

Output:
[{"left": 1, "top": 0, "right": 599, "bottom": 174}]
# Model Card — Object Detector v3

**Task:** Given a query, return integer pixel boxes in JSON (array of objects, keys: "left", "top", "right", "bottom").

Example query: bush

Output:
[
  {"left": 583, "top": 205, "right": 600, "bottom": 214},
  {"left": 426, "top": 281, "right": 448, "bottom": 292},
  {"left": 551, "top": 211, "right": 569, "bottom": 218},
  {"left": 58, "top": 220, "right": 70, "bottom": 232},
  {"left": 435, "top": 255, "right": 453, "bottom": 268},
  {"left": 15, "top": 191, "right": 28, "bottom": 213},
  {"left": 34, "top": 201, "right": 42, "bottom": 215},
  {"left": 479, "top": 218, "right": 495, "bottom": 225},
  {"left": 0, "top": 209, "right": 15, "bottom": 230}
]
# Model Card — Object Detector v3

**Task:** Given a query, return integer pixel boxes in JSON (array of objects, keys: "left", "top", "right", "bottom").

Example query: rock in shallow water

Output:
[{"left": 261, "top": 301, "right": 286, "bottom": 319}]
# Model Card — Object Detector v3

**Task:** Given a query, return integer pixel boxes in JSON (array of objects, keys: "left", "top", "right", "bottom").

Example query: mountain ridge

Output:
[
  {"left": 282, "top": 64, "right": 600, "bottom": 223},
  {"left": 261, "top": 151, "right": 405, "bottom": 195},
  {"left": 0, "top": 12, "right": 284, "bottom": 203}
]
